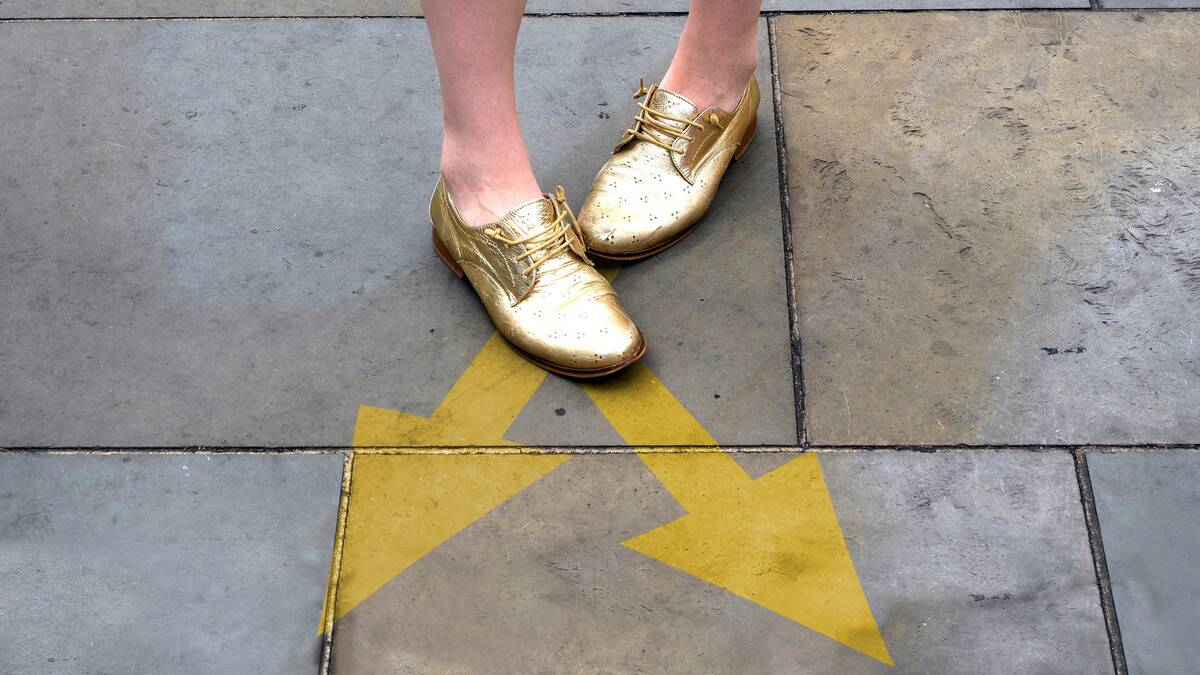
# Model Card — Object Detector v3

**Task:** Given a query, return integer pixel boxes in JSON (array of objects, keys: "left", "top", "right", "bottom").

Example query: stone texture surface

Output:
[
  {"left": 331, "top": 450, "right": 1110, "bottom": 673},
  {"left": 0, "top": 452, "right": 343, "bottom": 674},
  {"left": 0, "top": 16, "right": 794, "bottom": 447},
  {"left": 778, "top": 12, "right": 1200, "bottom": 446},
  {"left": 0, "top": 0, "right": 1089, "bottom": 19},
  {"left": 0, "top": 1, "right": 423, "bottom": 17},
  {"left": 1088, "top": 449, "right": 1200, "bottom": 675}
]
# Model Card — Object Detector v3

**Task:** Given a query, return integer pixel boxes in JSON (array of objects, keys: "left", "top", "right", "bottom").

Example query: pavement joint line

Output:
[
  {"left": 7, "top": 445, "right": 1200, "bottom": 454},
  {"left": 767, "top": 15, "right": 807, "bottom": 446},
  {"left": 1080, "top": 446, "right": 1200, "bottom": 453},
  {"left": 2, "top": 441, "right": 1200, "bottom": 451},
  {"left": 1073, "top": 448, "right": 1130, "bottom": 675},
  {"left": 0, "top": 447, "right": 348, "bottom": 455},
  {"left": 341, "top": 446, "right": 1097, "bottom": 456},
  {"left": 319, "top": 451, "right": 354, "bottom": 675},
  {"left": 6, "top": 9, "right": 1200, "bottom": 23}
]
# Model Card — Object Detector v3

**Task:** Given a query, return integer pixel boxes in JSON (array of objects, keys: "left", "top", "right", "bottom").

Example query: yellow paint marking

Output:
[
  {"left": 331, "top": 331, "right": 564, "bottom": 626},
  {"left": 353, "top": 331, "right": 547, "bottom": 446},
  {"left": 330, "top": 452, "right": 568, "bottom": 624},
  {"left": 332, "top": 262, "right": 889, "bottom": 664},
  {"left": 577, "top": 362, "right": 713, "bottom": 445},
  {"left": 582, "top": 364, "right": 893, "bottom": 666},
  {"left": 332, "top": 264, "right": 622, "bottom": 623},
  {"left": 318, "top": 450, "right": 354, "bottom": 640}
]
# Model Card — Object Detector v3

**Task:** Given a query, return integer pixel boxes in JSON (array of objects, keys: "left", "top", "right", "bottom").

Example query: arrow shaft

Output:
[
  {"left": 580, "top": 362, "right": 752, "bottom": 510},
  {"left": 431, "top": 331, "right": 548, "bottom": 440}
]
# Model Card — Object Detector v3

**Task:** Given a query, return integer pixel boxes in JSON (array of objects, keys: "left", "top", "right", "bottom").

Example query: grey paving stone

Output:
[
  {"left": 1087, "top": 449, "right": 1200, "bottom": 675},
  {"left": 0, "top": 0, "right": 1089, "bottom": 19},
  {"left": 0, "top": 16, "right": 794, "bottom": 446},
  {"left": 778, "top": 12, "right": 1200, "bottom": 446},
  {"left": 331, "top": 450, "right": 1111, "bottom": 673},
  {"left": 822, "top": 450, "right": 1112, "bottom": 672},
  {"left": 0, "top": 1, "right": 425, "bottom": 18},
  {"left": 507, "top": 376, "right": 626, "bottom": 445},
  {"left": 0, "top": 451, "right": 343, "bottom": 674}
]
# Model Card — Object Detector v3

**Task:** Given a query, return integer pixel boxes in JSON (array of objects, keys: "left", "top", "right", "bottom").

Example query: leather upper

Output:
[
  {"left": 579, "top": 76, "right": 760, "bottom": 257},
  {"left": 430, "top": 179, "right": 644, "bottom": 372}
]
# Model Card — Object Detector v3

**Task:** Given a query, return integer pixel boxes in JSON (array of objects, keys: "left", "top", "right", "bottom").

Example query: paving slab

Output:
[
  {"left": 0, "top": 451, "right": 343, "bottom": 674},
  {"left": 0, "top": 0, "right": 419, "bottom": 17},
  {"left": 0, "top": 0, "right": 1090, "bottom": 19},
  {"left": 777, "top": 12, "right": 1200, "bottom": 446},
  {"left": 0, "top": 16, "right": 794, "bottom": 447},
  {"left": 328, "top": 449, "right": 1111, "bottom": 673},
  {"left": 1087, "top": 449, "right": 1200, "bottom": 675}
]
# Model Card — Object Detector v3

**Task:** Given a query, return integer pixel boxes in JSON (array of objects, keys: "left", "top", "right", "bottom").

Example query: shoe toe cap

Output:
[
  {"left": 582, "top": 299, "right": 645, "bottom": 369},
  {"left": 510, "top": 294, "right": 644, "bottom": 374}
]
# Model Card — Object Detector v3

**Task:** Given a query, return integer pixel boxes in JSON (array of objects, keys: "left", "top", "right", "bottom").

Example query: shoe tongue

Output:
[{"left": 498, "top": 196, "right": 556, "bottom": 237}]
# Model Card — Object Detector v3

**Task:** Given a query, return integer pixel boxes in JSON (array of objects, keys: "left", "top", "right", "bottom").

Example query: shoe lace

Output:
[
  {"left": 625, "top": 76, "right": 704, "bottom": 154},
  {"left": 485, "top": 186, "right": 591, "bottom": 277}
]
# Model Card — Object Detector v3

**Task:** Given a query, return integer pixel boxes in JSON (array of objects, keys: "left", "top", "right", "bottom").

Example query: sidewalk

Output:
[{"left": 2, "top": 5, "right": 1198, "bottom": 674}]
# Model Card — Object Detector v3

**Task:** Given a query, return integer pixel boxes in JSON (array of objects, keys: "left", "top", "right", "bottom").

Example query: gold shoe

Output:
[
  {"left": 430, "top": 179, "right": 646, "bottom": 378},
  {"left": 578, "top": 76, "right": 760, "bottom": 260}
]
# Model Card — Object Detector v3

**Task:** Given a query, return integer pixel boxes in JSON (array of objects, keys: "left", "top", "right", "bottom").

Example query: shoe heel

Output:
[
  {"left": 432, "top": 227, "right": 464, "bottom": 279},
  {"left": 734, "top": 116, "right": 757, "bottom": 160}
]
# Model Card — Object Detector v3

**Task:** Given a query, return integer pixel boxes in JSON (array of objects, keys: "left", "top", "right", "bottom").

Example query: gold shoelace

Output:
[
  {"left": 485, "top": 186, "right": 591, "bottom": 276},
  {"left": 625, "top": 76, "right": 703, "bottom": 154}
]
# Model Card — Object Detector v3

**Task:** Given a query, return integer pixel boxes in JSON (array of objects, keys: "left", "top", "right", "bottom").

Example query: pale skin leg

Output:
[
  {"left": 421, "top": 0, "right": 761, "bottom": 227},
  {"left": 660, "top": 0, "right": 762, "bottom": 112},
  {"left": 422, "top": 0, "right": 542, "bottom": 228}
]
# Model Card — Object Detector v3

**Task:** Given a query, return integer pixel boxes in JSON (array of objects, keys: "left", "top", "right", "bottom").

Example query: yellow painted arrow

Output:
[
  {"left": 325, "top": 331, "right": 567, "bottom": 627},
  {"left": 582, "top": 364, "right": 893, "bottom": 666},
  {"left": 329, "top": 266, "right": 890, "bottom": 665}
]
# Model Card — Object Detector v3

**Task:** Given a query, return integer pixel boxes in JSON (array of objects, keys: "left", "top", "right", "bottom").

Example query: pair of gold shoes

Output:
[{"left": 431, "top": 76, "right": 760, "bottom": 378}]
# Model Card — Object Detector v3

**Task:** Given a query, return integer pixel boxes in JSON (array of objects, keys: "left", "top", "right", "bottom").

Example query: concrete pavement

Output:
[{"left": 2, "top": 6, "right": 1198, "bottom": 674}]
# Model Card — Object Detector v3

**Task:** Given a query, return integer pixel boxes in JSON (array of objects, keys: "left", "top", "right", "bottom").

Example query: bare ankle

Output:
[
  {"left": 661, "top": 4, "right": 759, "bottom": 112},
  {"left": 440, "top": 142, "right": 542, "bottom": 228},
  {"left": 661, "top": 45, "right": 758, "bottom": 112}
]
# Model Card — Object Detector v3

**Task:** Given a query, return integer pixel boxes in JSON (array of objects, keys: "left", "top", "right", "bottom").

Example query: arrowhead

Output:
[
  {"left": 330, "top": 396, "right": 568, "bottom": 627},
  {"left": 624, "top": 454, "right": 893, "bottom": 666}
]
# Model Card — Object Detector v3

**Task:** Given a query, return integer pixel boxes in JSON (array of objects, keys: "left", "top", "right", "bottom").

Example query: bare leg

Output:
[
  {"left": 660, "top": 0, "right": 761, "bottom": 111},
  {"left": 422, "top": 0, "right": 541, "bottom": 227}
]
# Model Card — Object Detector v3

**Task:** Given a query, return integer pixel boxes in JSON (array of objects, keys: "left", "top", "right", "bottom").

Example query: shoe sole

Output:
[
  {"left": 432, "top": 227, "right": 647, "bottom": 379},
  {"left": 588, "top": 116, "right": 757, "bottom": 263}
]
